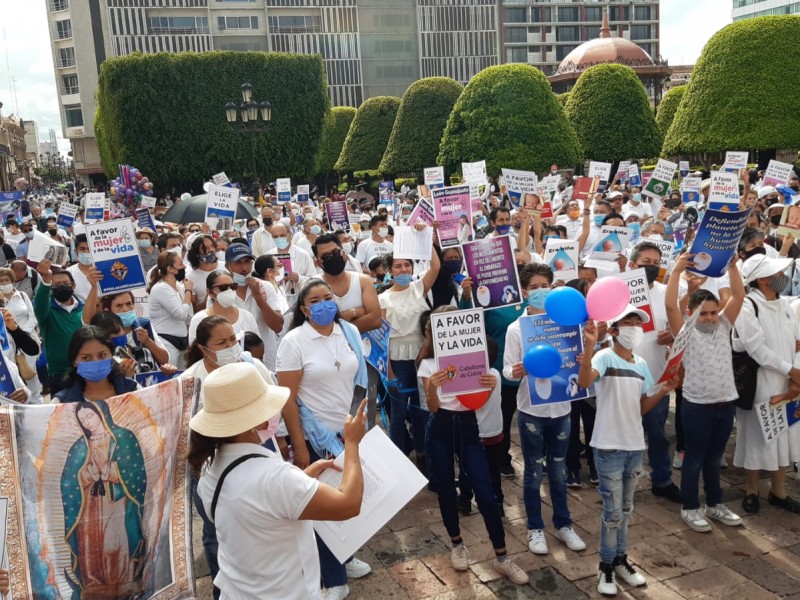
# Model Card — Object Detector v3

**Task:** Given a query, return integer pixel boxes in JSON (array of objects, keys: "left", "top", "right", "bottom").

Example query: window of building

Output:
[
  {"left": 506, "top": 47, "right": 527, "bottom": 63},
  {"left": 55, "top": 19, "right": 72, "bottom": 40},
  {"left": 531, "top": 7, "right": 551, "bottom": 23},
  {"left": 59, "top": 47, "right": 75, "bottom": 68},
  {"left": 50, "top": 0, "right": 68, "bottom": 11},
  {"left": 557, "top": 26, "right": 579, "bottom": 42},
  {"left": 616, "top": 6, "right": 630, "bottom": 21},
  {"left": 558, "top": 7, "right": 579, "bottom": 22},
  {"left": 585, "top": 6, "right": 603, "bottom": 21},
  {"left": 267, "top": 14, "right": 321, "bottom": 32},
  {"left": 374, "top": 39, "right": 412, "bottom": 53},
  {"left": 64, "top": 105, "right": 83, "bottom": 128},
  {"left": 61, "top": 74, "right": 79, "bottom": 95},
  {"left": 556, "top": 45, "right": 577, "bottom": 61},
  {"left": 585, "top": 25, "right": 600, "bottom": 40},
  {"left": 216, "top": 0, "right": 256, "bottom": 2},
  {"left": 630, "top": 24, "right": 651, "bottom": 40},
  {"left": 149, "top": 16, "right": 208, "bottom": 34},
  {"left": 506, "top": 27, "right": 527, "bottom": 43},
  {"left": 377, "top": 14, "right": 411, "bottom": 28},
  {"left": 634, "top": 6, "right": 652, "bottom": 20},
  {"left": 218, "top": 16, "right": 259, "bottom": 30},
  {"left": 637, "top": 43, "right": 652, "bottom": 55},
  {"left": 505, "top": 7, "right": 527, "bottom": 23},
  {"left": 376, "top": 65, "right": 413, "bottom": 79}
]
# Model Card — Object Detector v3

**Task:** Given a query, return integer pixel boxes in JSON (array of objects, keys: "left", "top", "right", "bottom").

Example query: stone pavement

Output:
[{"left": 193, "top": 411, "right": 800, "bottom": 599}]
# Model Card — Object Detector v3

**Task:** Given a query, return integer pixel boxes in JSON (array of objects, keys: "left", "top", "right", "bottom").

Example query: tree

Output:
[
  {"left": 95, "top": 51, "right": 329, "bottom": 192},
  {"left": 379, "top": 77, "right": 463, "bottom": 176},
  {"left": 565, "top": 64, "right": 661, "bottom": 162},
  {"left": 438, "top": 64, "right": 581, "bottom": 176},
  {"left": 655, "top": 85, "right": 686, "bottom": 138},
  {"left": 335, "top": 96, "right": 400, "bottom": 173},
  {"left": 556, "top": 92, "right": 571, "bottom": 108},
  {"left": 663, "top": 15, "right": 800, "bottom": 155},
  {"left": 315, "top": 107, "right": 357, "bottom": 175}
]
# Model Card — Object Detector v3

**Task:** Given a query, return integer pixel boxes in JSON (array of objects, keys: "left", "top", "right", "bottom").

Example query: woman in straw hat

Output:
[{"left": 189, "top": 362, "right": 368, "bottom": 600}]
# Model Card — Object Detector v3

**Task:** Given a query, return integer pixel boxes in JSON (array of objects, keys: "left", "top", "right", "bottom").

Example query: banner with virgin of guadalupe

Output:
[{"left": 0, "top": 376, "right": 196, "bottom": 599}]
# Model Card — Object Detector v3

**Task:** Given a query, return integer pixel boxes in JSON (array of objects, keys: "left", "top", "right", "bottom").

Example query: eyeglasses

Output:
[
  {"left": 212, "top": 283, "right": 239, "bottom": 292},
  {"left": 189, "top": 228, "right": 201, "bottom": 233}
]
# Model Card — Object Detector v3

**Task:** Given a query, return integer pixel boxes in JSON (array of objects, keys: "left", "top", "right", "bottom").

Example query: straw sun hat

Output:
[{"left": 189, "top": 363, "right": 290, "bottom": 438}]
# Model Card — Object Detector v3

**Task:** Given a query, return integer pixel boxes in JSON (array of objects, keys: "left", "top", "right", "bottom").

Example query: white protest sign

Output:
[
  {"left": 590, "top": 225, "right": 632, "bottom": 261},
  {"left": 276, "top": 178, "right": 292, "bottom": 202},
  {"left": 616, "top": 268, "right": 655, "bottom": 334},
  {"left": 85, "top": 218, "right": 147, "bottom": 295},
  {"left": 544, "top": 239, "right": 579, "bottom": 282},
  {"left": 758, "top": 401, "right": 788, "bottom": 445},
  {"left": 424, "top": 166, "right": 445, "bottom": 189},
  {"left": 212, "top": 171, "right": 231, "bottom": 186},
  {"left": 139, "top": 195, "right": 156, "bottom": 209},
  {"left": 462, "top": 160, "right": 487, "bottom": 184},
  {"left": 588, "top": 161, "right": 613, "bottom": 181},
  {"left": 679, "top": 161, "right": 690, "bottom": 177},
  {"left": 722, "top": 151, "right": 748, "bottom": 173},
  {"left": 617, "top": 160, "right": 631, "bottom": 181},
  {"left": 84, "top": 192, "right": 106, "bottom": 223},
  {"left": 681, "top": 177, "right": 702, "bottom": 204},
  {"left": 296, "top": 184, "right": 310, "bottom": 203},
  {"left": 393, "top": 225, "right": 433, "bottom": 261},
  {"left": 205, "top": 184, "right": 239, "bottom": 230},
  {"left": 764, "top": 159, "right": 794, "bottom": 187},
  {"left": 501, "top": 168, "right": 538, "bottom": 210},
  {"left": 658, "top": 310, "right": 701, "bottom": 384},
  {"left": 56, "top": 202, "right": 78, "bottom": 229},
  {"left": 27, "top": 231, "right": 69, "bottom": 266},
  {"left": 643, "top": 159, "right": 677, "bottom": 200},
  {"left": 628, "top": 163, "right": 641, "bottom": 186},
  {"left": 708, "top": 170, "right": 740, "bottom": 210},
  {"left": 430, "top": 308, "right": 489, "bottom": 396}
]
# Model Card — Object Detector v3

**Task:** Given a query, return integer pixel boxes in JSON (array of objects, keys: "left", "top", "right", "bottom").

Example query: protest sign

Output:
[
  {"left": 570, "top": 176, "right": 597, "bottom": 206},
  {"left": 758, "top": 401, "right": 788, "bottom": 445},
  {"left": 658, "top": 311, "right": 700, "bottom": 384},
  {"left": 616, "top": 160, "right": 631, "bottom": 182},
  {"left": 84, "top": 192, "right": 106, "bottom": 223},
  {"left": 86, "top": 218, "right": 147, "bottom": 294},
  {"left": 628, "top": 163, "right": 641, "bottom": 187},
  {"left": 501, "top": 168, "right": 538, "bottom": 210},
  {"left": 212, "top": 171, "right": 232, "bottom": 187},
  {"left": 519, "top": 314, "right": 588, "bottom": 405},
  {"left": 777, "top": 202, "right": 800, "bottom": 238},
  {"left": 643, "top": 159, "right": 677, "bottom": 200},
  {"left": 681, "top": 177, "right": 702, "bottom": 204},
  {"left": 785, "top": 399, "right": 800, "bottom": 428},
  {"left": 361, "top": 319, "right": 391, "bottom": 380},
  {"left": 56, "top": 202, "right": 78, "bottom": 229},
  {"left": 544, "top": 239, "right": 579, "bottom": 282},
  {"left": 27, "top": 231, "right": 69, "bottom": 267},
  {"left": 591, "top": 225, "right": 632, "bottom": 261},
  {"left": 276, "top": 178, "right": 292, "bottom": 202},
  {"left": 469, "top": 183, "right": 483, "bottom": 216},
  {"left": 393, "top": 225, "right": 433, "bottom": 261},
  {"left": 205, "top": 183, "right": 238, "bottom": 231},
  {"left": 462, "top": 160, "right": 487, "bottom": 185},
  {"left": 588, "top": 161, "right": 612, "bottom": 192},
  {"left": 140, "top": 195, "right": 156, "bottom": 209},
  {"left": 0, "top": 352, "right": 17, "bottom": 396},
  {"left": 679, "top": 161, "right": 690, "bottom": 178},
  {"left": 135, "top": 369, "right": 184, "bottom": 388},
  {"left": 406, "top": 197, "right": 435, "bottom": 227},
  {"left": 708, "top": 171, "right": 740, "bottom": 211},
  {"left": 432, "top": 185, "right": 471, "bottom": 248},
  {"left": 722, "top": 151, "right": 748, "bottom": 173},
  {"left": 379, "top": 181, "right": 394, "bottom": 204},
  {"left": 764, "top": 159, "right": 794, "bottom": 187},
  {"left": 430, "top": 308, "right": 489, "bottom": 396},
  {"left": 135, "top": 207, "right": 157, "bottom": 232},
  {"left": 424, "top": 166, "right": 445, "bottom": 189},
  {"left": 325, "top": 200, "right": 350, "bottom": 231},
  {"left": 297, "top": 184, "right": 310, "bottom": 203},
  {"left": 462, "top": 235, "right": 521, "bottom": 309},
  {"left": 615, "top": 268, "right": 655, "bottom": 333},
  {"left": 687, "top": 207, "right": 751, "bottom": 278}
]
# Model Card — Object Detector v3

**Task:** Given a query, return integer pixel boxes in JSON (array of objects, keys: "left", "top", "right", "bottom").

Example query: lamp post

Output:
[{"left": 223, "top": 82, "right": 272, "bottom": 185}]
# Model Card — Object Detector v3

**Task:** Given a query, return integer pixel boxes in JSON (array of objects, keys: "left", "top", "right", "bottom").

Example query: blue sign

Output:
[
  {"left": 687, "top": 207, "right": 752, "bottom": 279},
  {"left": 86, "top": 219, "right": 148, "bottom": 294},
  {"left": 135, "top": 207, "right": 157, "bottom": 232},
  {"left": 0, "top": 353, "right": 17, "bottom": 396},
  {"left": 135, "top": 369, "right": 184, "bottom": 388},
  {"left": 361, "top": 319, "right": 391, "bottom": 381}
]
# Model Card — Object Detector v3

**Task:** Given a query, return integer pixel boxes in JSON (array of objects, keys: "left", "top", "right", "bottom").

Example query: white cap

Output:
[
  {"left": 741, "top": 254, "right": 792, "bottom": 284},
  {"left": 609, "top": 304, "right": 651, "bottom": 326},
  {"left": 758, "top": 185, "right": 778, "bottom": 199}
]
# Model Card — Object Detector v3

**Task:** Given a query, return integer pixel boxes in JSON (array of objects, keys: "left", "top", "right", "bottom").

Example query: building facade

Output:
[
  {"left": 733, "top": 0, "right": 800, "bottom": 20},
  {"left": 0, "top": 116, "right": 29, "bottom": 188}
]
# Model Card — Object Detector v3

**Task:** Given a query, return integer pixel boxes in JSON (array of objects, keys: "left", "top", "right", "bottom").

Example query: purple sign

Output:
[
  {"left": 462, "top": 235, "right": 522, "bottom": 310},
  {"left": 325, "top": 200, "right": 350, "bottom": 231},
  {"left": 407, "top": 198, "right": 434, "bottom": 227},
  {"left": 432, "top": 185, "right": 471, "bottom": 248}
]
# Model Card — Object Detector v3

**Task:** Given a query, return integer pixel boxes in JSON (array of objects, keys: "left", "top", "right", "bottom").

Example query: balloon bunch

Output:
[{"left": 109, "top": 164, "right": 153, "bottom": 210}]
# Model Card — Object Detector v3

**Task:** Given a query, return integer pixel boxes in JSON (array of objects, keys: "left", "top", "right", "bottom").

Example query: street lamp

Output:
[{"left": 223, "top": 82, "right": 273, "bottom": 183}]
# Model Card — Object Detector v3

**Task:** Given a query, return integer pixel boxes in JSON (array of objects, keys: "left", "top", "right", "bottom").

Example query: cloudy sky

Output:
[{"left": 1, "top": 0, "right": 732, "bottom": 156}]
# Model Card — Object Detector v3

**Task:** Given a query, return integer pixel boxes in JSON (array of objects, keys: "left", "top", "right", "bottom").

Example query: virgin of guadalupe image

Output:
[{"left": 60, "top": 400, "right": 148, "bottom": 599}]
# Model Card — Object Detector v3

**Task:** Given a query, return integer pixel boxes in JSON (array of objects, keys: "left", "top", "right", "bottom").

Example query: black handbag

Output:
[{"left": 731, "top": 298, "right": 758, "bottom": 410}]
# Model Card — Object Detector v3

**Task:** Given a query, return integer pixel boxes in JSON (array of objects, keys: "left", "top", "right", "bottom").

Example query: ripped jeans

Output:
[
  {"left": 593, "top": 448, "right": 643, "bottom": 565},
  {"left": 517, "top": 411, "right": 572, "bottom": 531}
]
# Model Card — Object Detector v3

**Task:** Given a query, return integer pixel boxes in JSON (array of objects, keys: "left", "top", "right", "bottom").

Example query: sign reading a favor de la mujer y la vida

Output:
[
  {"left": 205, "top": 183, "right": 239, "bottom": 231},
  {"left": 430, "top": 308, "right": 489, "bottom": 396},
  {"left": 85, "top": 219, "right": 147, "bottom": 295},
  {"left": 708, "top": 170, "right": 740, "bottom": 211},
  {"left": 643, "top": 158, "right": 677, "bottom": 200}
]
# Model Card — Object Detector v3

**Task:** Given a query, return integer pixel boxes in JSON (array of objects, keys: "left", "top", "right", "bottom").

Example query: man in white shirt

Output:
[
  {"left": 266, "top": 223, "right": 317, "bottom": 279},
  {"left": 624, "top": 189, "right": 653, "bottom": 221},
  {"left": 251, "top": 206, "right": 277, "bottom": 256},
  {"left": 355, "top": 215, "right": 393, "bottom": 270},
  {"left": 66, "top": 234, "right": 93, "bottom": 301},
  {"left": 556, "top": 200, "right": 584, "bottom": 240}
]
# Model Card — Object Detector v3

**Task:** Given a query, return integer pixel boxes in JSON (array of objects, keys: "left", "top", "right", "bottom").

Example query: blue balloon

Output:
[
  {"left": 544, "top": 286, "right": 588, "bottom": 326},
  {"left": 523, "top": 344, "right": 562, "bottom": 379}
]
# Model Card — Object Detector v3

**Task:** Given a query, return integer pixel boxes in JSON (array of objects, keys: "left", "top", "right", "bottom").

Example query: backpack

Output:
[{"left": 731, "top": 297, "right": 758, "bottom": 410}]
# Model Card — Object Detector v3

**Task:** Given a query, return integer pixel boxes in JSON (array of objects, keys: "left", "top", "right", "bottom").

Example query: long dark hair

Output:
[
  {"left": 289, "top": 278, "right": 341, "bottom": 330},
  {"left": 187, "top": 430, "right": 237, "bottom": 477},
  {"left": 147, "top": 251, "right": 177, "bottom": 292},
  {"left": 186, "top": 315, "right": 230, "bottom": 366},
  {"left": 63, "top": 326, "right": 122, "bottom": 388},
  {"left": 187, "top": 234, "right": 216, "bottom": 269},
  {"left": 205, "top": 270, "right": 231, "bottom": 300},
  {"left": 416, "top": 305, "right": 457, "bottom": 367},
  {"left": 429, "top": 246, "right": 459, "bottom": 309}
]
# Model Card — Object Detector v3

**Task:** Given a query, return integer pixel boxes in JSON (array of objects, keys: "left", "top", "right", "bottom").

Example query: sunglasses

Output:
[
  {"left": 189, "top": 228, "right": 201, "bottom": 233},
  {"left": 212, "top": 283, "right": 239, "bottom": 292},
  {"left": 319, "top": 250, "right": 342, "bottom": 262}
]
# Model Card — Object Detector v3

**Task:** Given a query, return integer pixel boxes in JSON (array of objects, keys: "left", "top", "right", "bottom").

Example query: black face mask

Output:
[
  {"left": 52, "top": 285, "right": 74, "bottom": 302},
  {"left": 321, "top": 252, "right": 347, "bottom": 276},
  {"left": 48, "top": 229, "right": 58, "bottom": 237},
  {"left": 173, "top": 268, "right": 186, "bottom": 282},
  {"left": 642, "top": 264, "right": 660, "bottom": 285},
  {"left": 742, "top": 246, "right": 767, "bottom": 260},
  {"left": 666, "top": 199, "right": 681, "bottom": 209},
  {"left": 263, "top": 218, "right": 273, "bottom": 227},
  {"left": 770, "top": 214, "right": 783, "bottom": 227}
]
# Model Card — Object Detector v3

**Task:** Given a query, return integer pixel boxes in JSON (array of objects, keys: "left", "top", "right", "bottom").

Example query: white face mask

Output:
[
  {"left": 342, "top": 242, "right": 353, "bottom": 255},
  {"left": 216, "top": 251, "right": 227, "bottom": 263},
  {"left": 378, "top": 227, "right": 388, "bottom": 239},
  {"left": 273, "top": 268, "right": 285, "bottom": 283},
  {"left": 209, "top": 343, "right": 241, "bottom": 366},
  {"left": 168, "top": 244, "right": 183, "bottom": 255},
  {"left": 215, "top": 289, "right": 237, "bottom": 308},
  {"left": 0, "top": 284, "right": 13, "bottom": 295},
  {"left": 615, "top": 326, "right": 644, "bottom": 350}
]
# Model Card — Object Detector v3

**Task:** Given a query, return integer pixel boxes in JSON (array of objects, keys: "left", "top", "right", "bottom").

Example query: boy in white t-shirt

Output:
[{"left": 578, "top": 305, "right": 679, "bottom": 597}]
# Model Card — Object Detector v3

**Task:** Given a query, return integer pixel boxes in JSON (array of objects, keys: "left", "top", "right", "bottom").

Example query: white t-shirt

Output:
[
  {"left": 197, "top": 443, "right": 321, "bottom": 600},
  {"left": 187, "top": 266, "right": 223, "bottom": 307},
  {"left": 623, "top": 201, "right": 653, "bottom": 220},
  {"left": 682, "top": 316, "right": 737, "bottom": 405},
  {"left": 355, "top": 237, "right": 393, "bottom": 265},
  {"left": 476, "top": 368, "right": 503, "bottom": 438},
  {"left": 590, "top": 348, "right": 655, "bottom": 451},
  {"left": 277, "top": 321, "right": 362, "bottom": 431},
  {"left": 633, "top": 281, "right": 668, "bottom": 387},
  {"left": 188, "top": 307, "right": 260, "bottom": 345}
]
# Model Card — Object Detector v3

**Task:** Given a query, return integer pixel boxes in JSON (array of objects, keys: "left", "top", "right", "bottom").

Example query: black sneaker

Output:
[
  {"left": 768, "top": 492, "right": 800, "bottom": 514},
  {"left": 457, "top": 496, "right": 472, "bottom": 516},
  {"left": 499, "top": 464, "right": 516, "bottom": 479},
  {"left": 567, "top": 471, "right": 582, "bottom": 488},
  {"left": 651, "top": 482, "right": 681, "bottom": 503},
  {"left": 742, "top": 493, "right": 759, "bottom": 514},
  {"left": 589, "top": 465, "right": 599, "bottom": 485}
]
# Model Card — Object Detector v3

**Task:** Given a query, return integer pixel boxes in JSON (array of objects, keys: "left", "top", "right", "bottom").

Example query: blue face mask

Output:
[
  {"left": 111, "top": 334, "right": 128, "bottom": 348},
  {"left": 77, "top": 358, "right": 113, "bottom": 382},
  {"left": 628, "top": 222, "right": 640, "bottom": 236},
  {"left": 274, "top": 237, "right": 289, "bottom": 250},
  {"left": 543, "top": 235, "right": 558, "bottom": 242},
  {"left": 118, "top": 310, "right": 138, "bottom": 328},
  {"left": 394, "top": 274, "right": 413, "bottom": 287},
  {"left": 232, "top": 272, "right": 249, "bottom": 286},
  {"left": 309, "top": 299, "right": 338, "bottom": 326},
  {"left": 495, "top": 224, "right": 511, "bottom": 235},
  {"left": 593, "top": 215, "right": 605, "bottom": 227},
  {"left": 632, "top": 193, "right": 642, "bottom": 203},
  {"left": 527, "top": 288, "right": 550, "bottom": 310}
]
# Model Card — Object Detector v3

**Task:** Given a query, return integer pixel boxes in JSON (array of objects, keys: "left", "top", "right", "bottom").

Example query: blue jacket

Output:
[{"left": 55, "top": 374, "right": 139, "bottom": 404}]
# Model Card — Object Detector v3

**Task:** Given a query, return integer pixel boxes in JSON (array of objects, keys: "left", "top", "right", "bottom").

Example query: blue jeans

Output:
[
  {"left": 388, "top": 359, "right": 426, "bottom": 456},
  {"left": 680, "top": 400, "right": 735, "bottom": 510},
  {"left": 517, "top": 411, "right": 572, "bottom": 530},
  {"left": 426, "top": 409, "right": 506, "bottom": 549},
  {"left": 594, "top": 449, "right": 643, "bottom": 565},
  {"left": 191, "top": 476, "right": 220, "bottom": 600},
  {"left": 642, "top": 395, "right": 673, "bottom": 488}
]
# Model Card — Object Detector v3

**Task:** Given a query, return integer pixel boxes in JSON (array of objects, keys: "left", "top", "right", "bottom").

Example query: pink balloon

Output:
[{"left": 585, "top": 277, "right": 631, "bottom": 321}]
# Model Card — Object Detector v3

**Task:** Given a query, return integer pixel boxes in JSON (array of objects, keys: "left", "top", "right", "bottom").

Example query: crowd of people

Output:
[{"left": 4, "top": 163, "right": 800, "bottom": 599}]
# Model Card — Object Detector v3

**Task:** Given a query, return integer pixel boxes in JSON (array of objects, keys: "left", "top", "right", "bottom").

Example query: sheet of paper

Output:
[
  {"left": 314, "top": 428, "right": 427, "bottom": 563},
  {"left": 393, "top": 225, "right": 433, "bottom": 261},
  {"left": 26, "top": 231, "right": 69, "bottom": 267}
]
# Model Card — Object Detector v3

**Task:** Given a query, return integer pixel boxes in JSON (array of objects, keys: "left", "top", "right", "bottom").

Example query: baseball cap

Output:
[{"left": 225, "top": 243, "right": 255, "bottom": 263}]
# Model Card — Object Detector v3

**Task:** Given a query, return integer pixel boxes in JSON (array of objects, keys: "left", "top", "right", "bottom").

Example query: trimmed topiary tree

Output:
[
  {"left": 438, "top": 65, "right": 581, "bottom": 175},
  {"left": 315, "top": 107, "right": 357, "bottom": 175},
  {"left": 655, "top": 85, "right": 686, "bottom": 138},
  {"left": 379, "top": 77, "right": 463, "bottom": 176},
  {"left": 663, "top": 15, "right": 800, "bottom": 155},
  {"left": 335, "top": 96, "right": 400, "bottom": 173},
  {"left": 565, "top": 64, "right": 661, "bottom": 162},
  {"left": 556, "top": 92, "right": 571, "bottom": 108}
]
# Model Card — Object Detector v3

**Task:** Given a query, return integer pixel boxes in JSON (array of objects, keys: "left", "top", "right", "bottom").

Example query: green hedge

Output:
[
  {"left": 655, "top": 85, "right": 686, "bottom": 138},
  {"left": 565, "top": 64, "right": 661, "bottom": 162},
  {"left": 315, "top": 106, "right": 357, "bottom": 175},
  {"left": 664, "top": 15, "right": 800, "bottom": 154},
  {"left": 438, "top": 64, "right": 581, "bottom": 176},
  {"left": 556, "top": 92, "right": 571, "bottom": 108},
  {"left": 379, "top": 77, "right": 463, "bottom": 175},
  {"left": 95, "top": 51, "right": 329, "bottom": 190},
  {"left": 335, "top": 96, "right": 400, "bottom": 173}
]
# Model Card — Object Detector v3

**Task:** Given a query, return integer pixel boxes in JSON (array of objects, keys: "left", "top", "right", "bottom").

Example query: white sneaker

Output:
[
  {"left": 705, "top": 503, "right": 742, "bottom": 527},
  {"left": 672, "top": 452, "right": 684, "bottom": 469},
  {"left": 720, "top": 455, "right": 728, "bottom": 468},
  {"left": 613, "top": 555, "right": 646, "bottom": 587},
  {"left": 527, "top": 528, "right": 548, "bottom": 555},
  {"left": 451, "top": 544, "right": 469, "bottom": 571},
  {"left": 681, "top": 508, "right": 712, "bottom": 532},
  {"left": 321, "top": 584, "right": 350, "bottom": 600},
  {"left": 345, "top": 557, "right": 371, "bottom": 579},
  {"left": 597, "top": 562, "right": 618, "bottom": 596},
  {"left": 556, "top": 526, "right": 587, "bottom": 552},
  {"left": 492, "top": 557, "right": 529, "bottom": 585}
]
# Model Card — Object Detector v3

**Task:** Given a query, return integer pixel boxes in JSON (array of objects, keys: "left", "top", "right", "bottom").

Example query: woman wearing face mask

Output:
[
  {"left": 429, "top": 246, "right": 469, "bottom": 309},
  {"left": 295, "top": 218, "right": 322, "bottom": 257},
  {"left": 187, "top": 234, "right": 221, "bottom": 311},
  {"left": 136, "top": 228, "right": 159, "bottom": 272},
  {"left": 54, "top": 326, "right": 139, "bottom": 404},
  {"left": 148, "top": 251, "right": 194, "bottom": 369},
  {"left": 189, "top": 271, "right": 259, "bottom": 345},
  {"left": 276, "top": 279, "right": 371, "bottom": 599}
]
